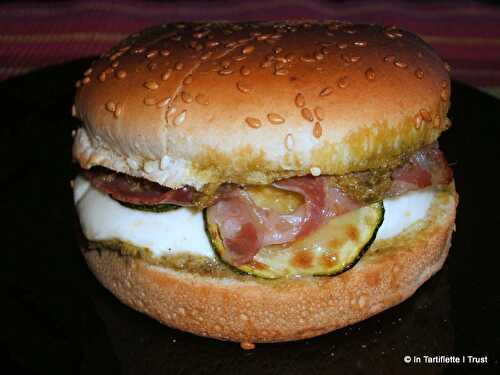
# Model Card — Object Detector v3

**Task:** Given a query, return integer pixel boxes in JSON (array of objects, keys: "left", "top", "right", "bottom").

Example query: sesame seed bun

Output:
[
  {"left": 81, "top": 187, "right": 457, "bottom": 343},
  {"left": 72, "top": 21, "right": 451, "bottom": 190}
]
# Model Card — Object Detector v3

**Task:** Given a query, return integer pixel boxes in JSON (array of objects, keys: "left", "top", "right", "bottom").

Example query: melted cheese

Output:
[{"left": 73, "top": 176, "right": 435, "bottom": 258}]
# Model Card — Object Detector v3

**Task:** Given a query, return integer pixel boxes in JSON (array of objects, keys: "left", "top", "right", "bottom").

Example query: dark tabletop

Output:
[{"left": 0, "top": 59, "right": 499, "bottom": 375}]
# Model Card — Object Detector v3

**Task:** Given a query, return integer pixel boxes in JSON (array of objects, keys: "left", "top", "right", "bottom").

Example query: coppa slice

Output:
[{"left": 206, "top": 202, "right": 384, "bottom": 278}]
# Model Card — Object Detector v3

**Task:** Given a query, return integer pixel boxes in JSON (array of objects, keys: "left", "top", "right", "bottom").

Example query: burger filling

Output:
[{"left": 76, "top": 142, "right": 452, "bottom": 278}]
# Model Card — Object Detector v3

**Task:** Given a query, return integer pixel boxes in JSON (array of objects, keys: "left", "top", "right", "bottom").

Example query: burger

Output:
[{"left": 71, "top": 21, "right": 457, "bottom": 344}]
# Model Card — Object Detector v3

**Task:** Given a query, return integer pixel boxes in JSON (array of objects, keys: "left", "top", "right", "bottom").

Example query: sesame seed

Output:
[
  {"left": 310, "top": 167, "right": 321, "bottom": 176},
  {"left": 195, "top": 94, "right": 209, "bottom": 105},
  {"left": 174, "top": 110, "right": 187, "bottom": 126},
  {"left": 365, "top": 68, "right": 376, "bottom": 81},
  {"left": 384, "top": 55, "right": 396, "bottom": 63},
  {"left": 111, "top": 61, "right": 119, "bottom": 68},
  {"left": 394, "top": 61, "right": 408, "bottom": 69},
  {"left": 240, "top": 66, "right": 251, "bottom": 76},
  {"left": 147, "top": 62, "right": 158, "bottom": 71},
  {"left": 218, "top": 68, "right": 233, "bottom": 75},
  {"left": 162, "top": 69, "right": 173, "bottom": 81},
  {"left": 98, "top": 72, "right": 106, "bottom": 82},
  {"left": 242, "top": 45, "right": 255, "bottom": 54},
  {"left": 83, "top": 68, "right": 92, "bottom": 76},
  {"left": 275, "top": 68, "right": 289, "bottom": 76},
  {"left": 314, "top": 106, "right": 324, "bottom": 121},
  {"left": 75, "top": 80, "right": 82, "bottom": 88},
  {"left": 420, "top": 109, "right": 432, "bottom": 122},
  {"left": 233, "top": 55, "right": 247, "bottom": 62},
  {"left": 415, "top": 68, "right": 424, "bottom": 79},
  {"left": 300, "top": 55, "right": 315, "bottom": 63},
  {"left": 337, "top": 76, "right": 348, "bottom": 89},
  {"left": 116, "top": 70, "right": 127, "bottom": 79},
  {"left": 441, "top": 80, "right": 448, "bottom": 89},
  {"left": 206, "top": 41, "right": 220, "bottom": 48},
  {"left": 267, "top": 113, "right": 285, "bottom": 124},
  {"left": 415, "top": 114, "right": 423, "bottom": 129},
  {"left": 260, "top": 61, "right": 272, "bottom": 68},
  {"left": 105, "top": 101, "right": 116, "bottom": 112},
  {"left": 295, "top": 93, "right": 305, "bottom": 108},
  {"left": 181, "top": 91, "right": 193, "bottom": 103},
  {"left": 82, "top": 77, "right": 91, "bottom": 85},
  {"left": 114, "top": 102, "right": 123, "bottom": 118},
  {"left": 71, "top": 104, "right": 77, "bottom": 117},
  {"left": 156, "top": 96, "right": 172, "bottom": 108},
  {"left": 245, "top": 117, "right": 261, "bottom": 128},
  {"left": 337, "top": 42, "right": 348, "bottom": 49},
  {"left": 193, "top": 31, "right": 207, "bottom": 39},
  {"left": 285, "top": 53, "right": 296, "bottom": 62},
  {"left": 273, "top": 47, "right": 283, "bottom": 54},
  {"left": 350, "top": 55, "right": 361, "bottom": 63},
  {"left": 320, "top": 86, "right": 334, "bottom": 97},
  {"left": 314, "top": 51, "right": 325, "bottom": 61},
  {"left": 160, "top": 49, "right": 171, "bottom": 57},
  {"left": 313, "top": 122, "right": 322, "bottom": 138},
  {"left": 444, "top": 62, "right": 451, "bottom": 72},
  {"left": 354, "top": 41, "right": 367, "bottom": 47},
  {"left": 236, "top": 81, "right": 251, "bottom": 93},
  {"left": 146, "top": 50, "right": 158, "bottom": 59},
  {"left": 301, "top": 108, "right": 314, "bottom": 122},
  {"left": 166, "top": 107, "right": 176, "bottom": 117},
  {"left": 200, "top": 51, "right": 213, "bottom": 61},
  {"left": 144, "top": 81, "right": 159, "bottom": 90},
  {"left": 285, "top": 133, "right": 294, "bottom": 150},
  {"left": 440, "top": 89, "right": 448, "bottom": 102},
  {"left": 433, "top": 115, "right": 441, "bottom": 128},
  {"left": 175, "top": 62, "right": 184, "bottom": 70},
  {"left": 183, "top": 75, "right": 193, "bottom": 85}
]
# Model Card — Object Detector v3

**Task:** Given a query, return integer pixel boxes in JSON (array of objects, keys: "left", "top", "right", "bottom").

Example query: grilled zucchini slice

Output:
[
  {"left": 118, "top": 201, "right": 180, "bottom": 212},
  {"left": 205, "top": 202, "right": 384, "bottom": 279}
]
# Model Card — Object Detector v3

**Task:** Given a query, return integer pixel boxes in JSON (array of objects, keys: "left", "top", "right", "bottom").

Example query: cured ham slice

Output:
[
  {"left": 82, "top": 167, "right": 195, "bottom": 206},
  {"left": 389, "top": 142, "right": 452, "bottom": 196},
  {"left": 207, "top": 177, "right": 359, "bottom": 265}
]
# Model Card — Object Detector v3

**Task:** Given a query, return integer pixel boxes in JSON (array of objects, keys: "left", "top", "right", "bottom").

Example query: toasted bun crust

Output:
[
  {"left": 73, "top": 21, "right": 451, "bottom": 190},
  {"left": 81, "top": 187, "right": 457, "bottom": 343}
]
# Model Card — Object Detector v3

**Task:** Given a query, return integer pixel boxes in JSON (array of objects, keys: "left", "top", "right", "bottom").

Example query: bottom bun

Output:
[{"left": 81, "top": 188, "right": 457, "bottom": 343}]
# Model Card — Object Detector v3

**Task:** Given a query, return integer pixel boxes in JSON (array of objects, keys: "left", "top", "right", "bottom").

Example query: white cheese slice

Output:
[
  {"left": 376, "top": 189, "right": 434, "bottom": 240},
  {"left": 73, "top": 176, "right": 435, "bottom": 258},
  {"left": 73, "top": 175, "right": 214, "bottom": 258}
]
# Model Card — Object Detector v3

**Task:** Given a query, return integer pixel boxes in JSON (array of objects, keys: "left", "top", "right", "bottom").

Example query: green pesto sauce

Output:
[{"left": 86, "top": 238, "right": 262, "bottom": 282}]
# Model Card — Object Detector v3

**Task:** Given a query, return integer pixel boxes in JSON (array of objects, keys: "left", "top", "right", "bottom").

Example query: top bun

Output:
[{"left": 73, "top": 21, "right": 451, "bottom": 190}]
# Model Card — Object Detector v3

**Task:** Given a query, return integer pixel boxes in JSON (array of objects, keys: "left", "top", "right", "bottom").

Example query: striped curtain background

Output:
[{"left": 1, "top": 0, "right": 499, "bottom": 97}]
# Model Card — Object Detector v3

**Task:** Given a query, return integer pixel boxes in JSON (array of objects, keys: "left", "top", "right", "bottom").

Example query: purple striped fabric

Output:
[{"left": 1, "top": 0, "right": 499, "bottom": 97}]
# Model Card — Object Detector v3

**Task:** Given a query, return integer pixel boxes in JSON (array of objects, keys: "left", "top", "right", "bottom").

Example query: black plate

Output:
[{"left": 1, "top": 59, "right": 499, "bottom": 375}]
